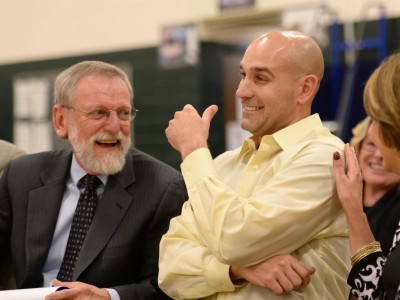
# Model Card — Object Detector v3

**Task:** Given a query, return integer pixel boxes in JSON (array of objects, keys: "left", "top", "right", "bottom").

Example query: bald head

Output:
[
  {"left": 249, "top": 31, "right": 324, "bottom": 82},
  {"left": 237, "top": 30, "right": 325, "bottom": 136}
]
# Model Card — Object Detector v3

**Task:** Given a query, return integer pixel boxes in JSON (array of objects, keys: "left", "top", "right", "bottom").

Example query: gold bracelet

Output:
[{"left": 351, "top": 241, "right": 382, "bottom": 266}]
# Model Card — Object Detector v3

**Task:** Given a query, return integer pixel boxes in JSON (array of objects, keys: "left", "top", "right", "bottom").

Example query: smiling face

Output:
[
  {"left": 358, "top": 134, "right": 400, "bottom": 189},
  {"left": 54, "top": 74, "right": 132, "bottom": 175},
  {"left": 236, "top": 31, "right": 323, "bottom": 141},
  {"left": 368, "top": 120, "right": 400, "bottom": 175},
  {"left": 237, "top": 43, "right": 299, "bottom": 138}
]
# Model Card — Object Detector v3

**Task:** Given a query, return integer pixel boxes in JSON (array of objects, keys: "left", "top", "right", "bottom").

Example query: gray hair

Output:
[{"left": 54, "top": 60, "right": 133, "bottom": 106}]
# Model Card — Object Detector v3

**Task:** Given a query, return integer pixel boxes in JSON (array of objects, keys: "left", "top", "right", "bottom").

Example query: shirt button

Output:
[
  {"left": 253, "top": 164, "right": 259, "bottom": 169},
  {"left": 185, "top": 170, "right": 190, "bottom": 176}
]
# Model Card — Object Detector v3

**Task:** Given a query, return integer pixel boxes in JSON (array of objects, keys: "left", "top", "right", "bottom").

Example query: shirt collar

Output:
[
  {"left": 238, "top": 114, "right": 323, "bottom": 157},
  {"left": 271, "top": 114, "right": 323, "bottom": 150},
  {"left": 70, "top": 155, "right": 108, "bottom": 187}
]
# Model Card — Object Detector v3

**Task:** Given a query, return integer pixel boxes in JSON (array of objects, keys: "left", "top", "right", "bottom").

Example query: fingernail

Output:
[{"left": 333, "top": 151, "right": 341, "bottom": 160}]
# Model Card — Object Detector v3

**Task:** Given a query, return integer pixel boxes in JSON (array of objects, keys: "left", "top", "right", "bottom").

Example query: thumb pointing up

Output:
[{"left": 202, "top": 105, "right": 218, "bottom": 124}]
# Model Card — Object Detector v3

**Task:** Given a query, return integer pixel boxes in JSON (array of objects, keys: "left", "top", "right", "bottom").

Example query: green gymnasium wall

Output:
[{"left": 0, "top": 43, "right": 225, "bottom": 170}]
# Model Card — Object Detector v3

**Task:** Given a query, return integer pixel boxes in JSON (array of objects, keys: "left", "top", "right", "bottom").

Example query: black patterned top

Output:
[{"left": 348, "top": 222, "right": 400, "bottom": 299}]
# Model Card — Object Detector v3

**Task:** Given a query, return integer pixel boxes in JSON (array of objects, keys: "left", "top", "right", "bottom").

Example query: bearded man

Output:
[{"left": 0, "top": 61, "right": 187, "bottom": 300}]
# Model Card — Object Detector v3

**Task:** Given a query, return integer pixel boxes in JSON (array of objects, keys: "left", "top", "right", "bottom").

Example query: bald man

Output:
[{"left": 158, "top": 31, "right": 350, "bottom": 299}]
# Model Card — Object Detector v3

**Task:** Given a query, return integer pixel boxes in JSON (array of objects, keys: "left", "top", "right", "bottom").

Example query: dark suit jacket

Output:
[{"left": 0, "top": 148, "right": 187, "bottom": 300}]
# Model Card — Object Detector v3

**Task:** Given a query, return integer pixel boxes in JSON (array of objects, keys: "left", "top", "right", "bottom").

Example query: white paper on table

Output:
[{"left": 0, "top": 286, "right": 68, "bottom": 299}]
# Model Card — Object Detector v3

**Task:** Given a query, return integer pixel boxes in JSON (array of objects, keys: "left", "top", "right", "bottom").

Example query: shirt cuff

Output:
[
  {"left": 181, "top": 148, "right": 217, "bottom": 189},
  {"left": 105, "top": 288, "right": 121, "bottom": 300},
  {"left": 205, "top": 257, "right": 235, "bottom": 292}
]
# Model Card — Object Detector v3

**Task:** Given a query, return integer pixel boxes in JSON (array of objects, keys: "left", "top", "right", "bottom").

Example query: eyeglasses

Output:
[{"left": 63, "top": 106, "right": 138, "bottom": 121}]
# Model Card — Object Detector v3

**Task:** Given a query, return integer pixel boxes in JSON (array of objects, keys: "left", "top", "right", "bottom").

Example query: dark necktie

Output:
[{"left": 56, "top": 174, "right": 102, "bottom": 282}]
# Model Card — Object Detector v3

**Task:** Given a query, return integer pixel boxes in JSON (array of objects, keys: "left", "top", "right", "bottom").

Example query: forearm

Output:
[
  {"left": 333, "top": 144, "right": 378, "bottom": 255},
  {"left": 159, "top": 244, "right": 234, "bottom": 299},
  {"left": 159, "top": 205, "right": 235, "bottom": 299},
  {"left": 344, "top": 210, "right": 376, "bottom": 255}
]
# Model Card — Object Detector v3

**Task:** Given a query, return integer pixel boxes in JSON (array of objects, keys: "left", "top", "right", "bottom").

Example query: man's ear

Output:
[
  {"left": 298, "top": 74, "right": 318, "bottom": 105},
  {"left": 53, "top": 105, "right": 68, "bottom": 139}
]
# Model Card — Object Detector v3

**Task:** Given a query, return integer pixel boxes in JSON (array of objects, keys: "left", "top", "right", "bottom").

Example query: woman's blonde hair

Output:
[
  {"left": 349, "top": 117, "right": 371, "bottom": 154},
  {"left": 364, "top": 53, "right": 400, "bottom": 151}
]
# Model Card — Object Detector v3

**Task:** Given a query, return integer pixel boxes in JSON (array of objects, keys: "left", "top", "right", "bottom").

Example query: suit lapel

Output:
[
  {"left": 25, "top": 151, "right": 72, "bottom": 283},
  {"left": 73, "top": 154, "right": 136, "bottom": 280}
]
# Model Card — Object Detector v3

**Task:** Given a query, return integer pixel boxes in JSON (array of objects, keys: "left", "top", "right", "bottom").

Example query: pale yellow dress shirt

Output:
[{"left": 159, "top": 114, "right": 350, "bottom": 299}]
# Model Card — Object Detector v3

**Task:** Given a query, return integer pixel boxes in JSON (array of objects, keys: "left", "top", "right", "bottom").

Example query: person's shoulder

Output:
[
  {"left": 300, "top": 136, "right": 344, "bottom": 152},
  {"left": 316, "top": 133, "right": 345, "bottom": 150},
  {"left": 0, "top": 139, "right": 14, "bottom": 148},
  {"left": 2, "top": 149, "right": 71, "bottom": 183},
  {"left": 0, "top": 139, "right": 25, "bottom": 156},
  {"left": 0, "top": 139, "right": 18, "bottom": 148},
  {"left": 300, "top": 114, "right": 345, "bottom": 148},
  {"left": 10, "top": 149, "right": 71, "bottom": 167},
  {"left": 303, "top": 125, "right": 345, "bottom": 149},
  {"left": 286, "top": 129, "right": 345, "bottom": 163},
  {"left": 128, "top": 148, "right": 181, "bottom": 175}
]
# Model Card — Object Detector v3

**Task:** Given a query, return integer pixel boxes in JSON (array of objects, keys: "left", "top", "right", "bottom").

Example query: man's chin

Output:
[
  {"left": 86, "top": 159, "right": 125, "bottom": 176},
  {"left": 95, "top": 144, "right": 125, "bottom": 156}
]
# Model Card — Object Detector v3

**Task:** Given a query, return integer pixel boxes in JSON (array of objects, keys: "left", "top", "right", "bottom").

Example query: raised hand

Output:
[
  {"left": 166, "top": 104, "right": 218, "bottom": 160},
  {"left": 332, "top": 144, "right": 375, "bottom": 252},
  {"left": 332, "top": 144, "right": 364, "bottom": 215}
]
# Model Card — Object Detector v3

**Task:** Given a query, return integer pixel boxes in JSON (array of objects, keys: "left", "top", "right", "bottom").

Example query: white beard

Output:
[{"left": 68, "top": 124, "right": 132, "bottom": 175}]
